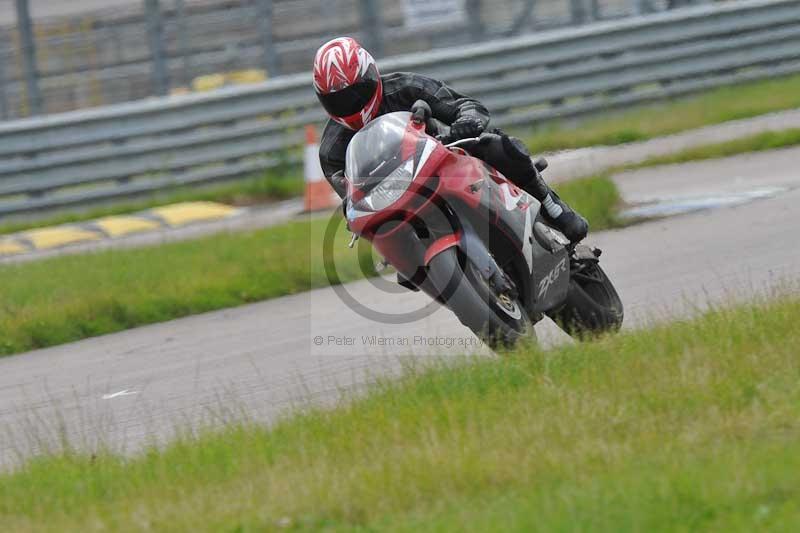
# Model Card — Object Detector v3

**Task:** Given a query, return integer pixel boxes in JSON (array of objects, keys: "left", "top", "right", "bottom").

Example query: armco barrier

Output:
[{"left": 1, "top": 0, "right": 799, "bottom": 217}]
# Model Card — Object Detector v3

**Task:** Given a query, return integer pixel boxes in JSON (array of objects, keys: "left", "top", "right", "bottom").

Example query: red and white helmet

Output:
[{"left": 313, "top": 37, "right": 383, "bottom": 130}]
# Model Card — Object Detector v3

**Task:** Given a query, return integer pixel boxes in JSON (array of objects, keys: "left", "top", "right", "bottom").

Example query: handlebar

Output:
[
  {"left": 412, "top": 107, "right": 549, "bottom": 174},
  {"left": 440, "top": 135, "right": 550, "bottom": 176},
  {"left": 443, "top": 137, "right": 482, "bottom": 149}
]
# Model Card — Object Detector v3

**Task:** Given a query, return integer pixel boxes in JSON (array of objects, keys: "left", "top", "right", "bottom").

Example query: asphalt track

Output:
[{"left": 1, "top": 147, "right": 799, "bottom": 467}]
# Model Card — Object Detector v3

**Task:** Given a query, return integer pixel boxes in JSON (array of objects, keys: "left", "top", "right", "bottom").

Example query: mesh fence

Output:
[{"left": 0, "top": 0, "right": 713, "bottom": 120}]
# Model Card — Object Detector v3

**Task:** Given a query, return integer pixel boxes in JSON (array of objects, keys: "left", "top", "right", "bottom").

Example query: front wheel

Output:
[
  {"left": 426, "top": 248, "right": 533, "bottom": 350},
  {"left": 548, "top": 260, "right": 623, "bottom": 338}
]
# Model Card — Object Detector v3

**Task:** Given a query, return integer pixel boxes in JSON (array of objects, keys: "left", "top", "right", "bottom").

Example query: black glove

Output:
[{"left": 449, "top": 115, "right": 485, "bottom": 141}]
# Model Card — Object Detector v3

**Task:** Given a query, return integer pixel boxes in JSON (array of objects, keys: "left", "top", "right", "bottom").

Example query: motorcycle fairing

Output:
[
  {"left": 344, "top": 110, "right": 570, "bottom": 315},
  {"left": 369, "top": 220, "right": 430, "bottom": 284},
  {"left": 434, "top": 153, "right": 570, "bottom": 313}
]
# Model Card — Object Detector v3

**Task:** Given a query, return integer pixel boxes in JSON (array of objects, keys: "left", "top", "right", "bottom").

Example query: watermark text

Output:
[{"left": 313, "top": 334, "right": 483, "bottom": 349}]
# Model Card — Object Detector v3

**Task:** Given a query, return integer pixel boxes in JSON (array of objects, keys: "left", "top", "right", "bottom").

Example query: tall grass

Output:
[{"left": 0, "top": 293, "right": 798, "bottom": 531}]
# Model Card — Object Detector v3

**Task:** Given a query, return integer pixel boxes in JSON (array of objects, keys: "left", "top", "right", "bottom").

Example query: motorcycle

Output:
[{"left": 342, "top": 101, "right": 623, "bottom": 348}]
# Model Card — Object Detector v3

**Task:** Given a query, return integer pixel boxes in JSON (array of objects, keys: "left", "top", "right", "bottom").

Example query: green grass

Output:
[
  {"left": 554, "top": 172, "right": 621, "bottom": 229},
  {"left": 0, "top": 216, "right": 371, "bottom": 356},
  {"left": 524, "top": 73, "right": 800, "bottom": 152},
  {"left": 627, "top": 128, "right": 800, "bottom": 169},
  {"left": 0, "top": 175, "right": 619, "bottom": 356},
  {"left": 1, "top": 292, "right": 798, "bottom": 531}
]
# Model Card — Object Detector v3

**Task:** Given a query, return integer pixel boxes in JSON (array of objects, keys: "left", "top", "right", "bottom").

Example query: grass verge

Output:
[
  {"left": 627, "top": 127, "right": 800, "bottom": 169},
  {"left": 1, "top": 292, "right": 799, "bottom": 531},
  {"left": 524, "top": 73, "right": 800, "bottom": 152},
  {"left": 554, "top": 172, "right": 621, "bottom": 229},
  {"left": 0, "top": 216, "right": 370, "bottom": 356},
  {"left": 0, "top": 175, "right": 620, "bottom": 356}
]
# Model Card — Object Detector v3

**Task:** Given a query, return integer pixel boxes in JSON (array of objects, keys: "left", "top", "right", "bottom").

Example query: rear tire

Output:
[
  {"left": 427, "top": 248, "right": 533, "bottom": 350},
  {"left": 548, "top": 261, "right": 623, "bottom": 338}
]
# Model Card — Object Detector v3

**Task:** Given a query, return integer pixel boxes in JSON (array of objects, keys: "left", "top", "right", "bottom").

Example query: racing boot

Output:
[
  {"left": 497, "top": 135, "right": 589, "bottom": 243},
  {"left": 539, "top": 190, "right": 589, "bottom": 243}
]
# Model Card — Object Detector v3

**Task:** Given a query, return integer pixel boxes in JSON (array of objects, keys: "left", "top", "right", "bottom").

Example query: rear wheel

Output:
[
  {"left": 548, "top": 259, "right": 623, "bottom": 338},
  {"left": 427, "top": 248, "right": 533, "bottom": 350}
]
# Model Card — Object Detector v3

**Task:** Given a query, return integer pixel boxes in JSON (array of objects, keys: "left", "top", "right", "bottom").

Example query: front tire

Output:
[
  {"left": 548, "top": 260, "right": 623, "bottom": 338},
  {"left": 426, "top": 248, "right": 532, "bottom": 350}
]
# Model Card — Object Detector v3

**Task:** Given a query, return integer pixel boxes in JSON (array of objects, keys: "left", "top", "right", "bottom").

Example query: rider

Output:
[{"left": 313, "top": 37, "right": 588, "bottom": 243}]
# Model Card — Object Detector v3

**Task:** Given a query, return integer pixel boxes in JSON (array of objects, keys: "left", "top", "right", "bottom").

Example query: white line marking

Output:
[{"left": 102, "top": 389, "right": 139, "bottom": 400}]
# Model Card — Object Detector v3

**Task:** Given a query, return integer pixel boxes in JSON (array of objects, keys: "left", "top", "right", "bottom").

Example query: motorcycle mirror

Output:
[
  {"left": 411, "top": 100, "right": 432, "bottom": 125},
  {"left": 533, "top": 157, "right": 549, "bottom": 173}
]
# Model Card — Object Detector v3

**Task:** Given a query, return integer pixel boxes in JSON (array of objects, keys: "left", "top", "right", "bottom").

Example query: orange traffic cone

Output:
[{"left": 303, "top": 125, "right": 339, "bottom": 212}]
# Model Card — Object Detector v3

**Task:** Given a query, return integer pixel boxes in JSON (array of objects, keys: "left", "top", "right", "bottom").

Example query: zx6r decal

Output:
[{"left": 538, "top": 258, "right": 568, "bottom": 299}]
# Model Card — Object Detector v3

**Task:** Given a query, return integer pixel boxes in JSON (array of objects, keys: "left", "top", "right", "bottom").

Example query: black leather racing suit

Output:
[{"left": 318, "top": 72, "right": 587, "bottom": 241}]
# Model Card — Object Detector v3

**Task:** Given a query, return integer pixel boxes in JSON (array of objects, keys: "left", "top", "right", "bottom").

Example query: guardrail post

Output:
[
  {"left": 175, "top": 0, "right": 192, "bottom": 87},
  {"left": 589, "top": 0, "right": 600, "bottom": 20},
  {"left": 465, "top": 0, "right": 485, "bottom": 41},
  {"left": 634, "top": 0, "right": 656, "bottom": 15},
  {"left": 145, "top": 0, "right": 169, "bottom": 97},
  {"left": 14, "top": 0, "right": 42, "bottom": 116},
  {"left": 359, "top": 0, "right": 383, "bottom": 57},
  {"left": 0, "top": 31, "right": 8, "bottom": 120},
  {"left": 508, "top": 0, "right": 536, "bottom": 36},
  {"left": 256, "top": 0, "right": 280, "bottom": 77},
  {"left": 569, "top": 0, "right": 589, "bottom": 25}
]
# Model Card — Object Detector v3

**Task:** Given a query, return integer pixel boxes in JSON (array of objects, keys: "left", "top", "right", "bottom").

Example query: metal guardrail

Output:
[{"left": 1, "top": 0, "right": 799, "bottom": 217}]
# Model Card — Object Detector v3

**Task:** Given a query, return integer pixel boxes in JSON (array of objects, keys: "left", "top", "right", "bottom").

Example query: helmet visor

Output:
[{"left": 317, "top": 65, "right": 380, "bottom": 118}]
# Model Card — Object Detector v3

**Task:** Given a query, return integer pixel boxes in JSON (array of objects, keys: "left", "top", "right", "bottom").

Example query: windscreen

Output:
[{"left": 345, "top": 111, "right": 413, "bottom": 188}]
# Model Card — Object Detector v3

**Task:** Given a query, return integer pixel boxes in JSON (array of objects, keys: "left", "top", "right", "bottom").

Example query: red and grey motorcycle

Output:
[{"left": 342, "top": 102, "right": 623, "bottom": 347}]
